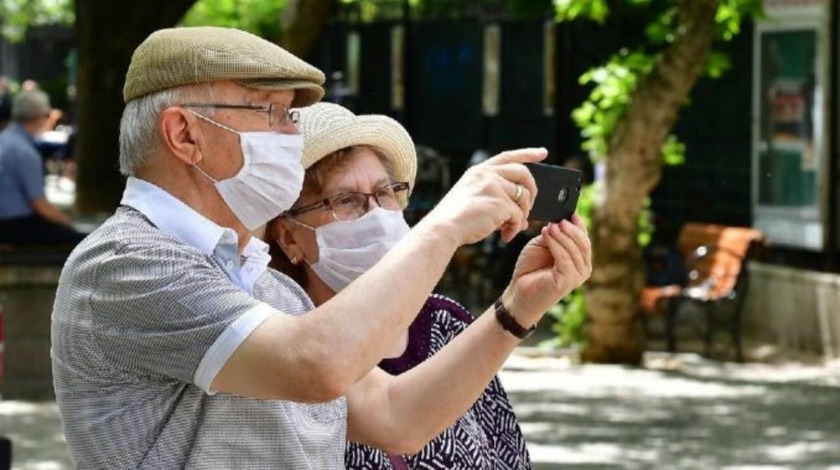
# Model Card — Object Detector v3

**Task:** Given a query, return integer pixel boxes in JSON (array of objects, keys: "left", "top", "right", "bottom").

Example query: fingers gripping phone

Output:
[{"left": 524, "top": 163, "right": 582, "bottom": 222}]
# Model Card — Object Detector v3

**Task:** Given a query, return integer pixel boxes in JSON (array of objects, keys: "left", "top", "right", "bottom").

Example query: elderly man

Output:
[
  {"left": 0, "top": 90, "right": 84, "bottom": 245},
  {"left": 52, "top": 27, "right": 591, "bottom": 469}
]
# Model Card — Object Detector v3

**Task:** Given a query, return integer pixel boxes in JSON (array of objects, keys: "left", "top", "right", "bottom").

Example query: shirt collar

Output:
[
  {"left": 121, "top": 177, "right": 271, "bottom": 292},
  {"left": 242, "top": 236, "right": 270, "bottom": 263},
  {"left": 121, "top": 176, "right": 229, "bottom": 256},
  {"left": 8, "top": 124, "right": 35, "bottom": 144}
]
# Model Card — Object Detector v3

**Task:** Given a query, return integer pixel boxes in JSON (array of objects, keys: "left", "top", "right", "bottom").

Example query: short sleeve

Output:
[
  {"left": 90, "top": 243, "right": 277, "bottom": 391},
  {"left": 13, "top": 147, "right": 45, "bottom": 201},
  {"left": 428, "top": 295, "right": 473, "bottom": 341}
]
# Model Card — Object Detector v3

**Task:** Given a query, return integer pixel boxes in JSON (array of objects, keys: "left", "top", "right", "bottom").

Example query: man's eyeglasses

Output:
[
  {"left": 181, "top": 103, "right": 299, "bottom": 130},
  {"left": 285, "top": 182, "right": 410, "bottom": 221}
]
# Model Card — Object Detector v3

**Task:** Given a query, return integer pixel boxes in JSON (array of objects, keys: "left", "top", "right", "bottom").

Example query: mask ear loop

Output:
[
  {"left": 192, "top": 162, "right": 219, "bottom": 183},
  {"left": 285, "top": 215, "right": 317, "bottom": 231},
  {"left": 282, "top": 215, "right": 318, "bottom": 266},
  {"left": 187, "top": 109, "right": 241, "bottom": 135},
  {"left": 186, "top": 109, "right": 240, "bottom": 184}
]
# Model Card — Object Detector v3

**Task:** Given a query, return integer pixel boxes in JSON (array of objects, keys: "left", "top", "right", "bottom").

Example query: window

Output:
[{"left": 753, "top": 6, "right": 827, "bottom": 250}]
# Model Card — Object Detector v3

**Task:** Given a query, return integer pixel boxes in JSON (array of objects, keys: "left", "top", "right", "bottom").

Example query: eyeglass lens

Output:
[{"left": 331, "top": 184, "right": 405, "bottom": 221}]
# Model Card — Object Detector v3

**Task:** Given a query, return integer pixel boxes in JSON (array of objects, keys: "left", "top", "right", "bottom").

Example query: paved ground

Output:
[
  {"left": 2, "top": 351, "right": 840, "bottom": 470},
  {"left": 504, "top": 352, "right": 840, "bottom": 469}
]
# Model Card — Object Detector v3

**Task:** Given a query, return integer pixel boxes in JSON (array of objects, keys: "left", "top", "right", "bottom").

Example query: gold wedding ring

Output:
[{"left": 513, "top": 183, "right": 523, "bottom": 202}]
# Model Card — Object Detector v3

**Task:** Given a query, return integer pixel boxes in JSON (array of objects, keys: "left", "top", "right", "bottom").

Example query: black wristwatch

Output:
[{"left": 493, "top": 298, "right": 536, "bottom": 339}]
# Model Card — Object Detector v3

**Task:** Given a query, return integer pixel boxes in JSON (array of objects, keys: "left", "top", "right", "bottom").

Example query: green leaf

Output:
[
  {"left": 705, "top": 50, "right": 732, "bottom": 79},
  {"left": 0, "top": 0, "right": 74, "bottom": 42},
  {"left": 182, "top": 0, "right": 287, "bottom": 38},
  {"left": 554, "top": 0, "right": 610, "bottom": 23},
  {"left": 661, "top": 134, "right": 686, "bottom": 166}
]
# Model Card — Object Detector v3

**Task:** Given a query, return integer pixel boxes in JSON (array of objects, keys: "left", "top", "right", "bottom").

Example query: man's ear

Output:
[{"left": 160, "top": 106, "right": 202, "bottom": 166}]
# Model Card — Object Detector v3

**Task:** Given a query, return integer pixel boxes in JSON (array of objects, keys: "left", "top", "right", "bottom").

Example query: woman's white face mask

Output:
[{"left": 291, "top": 207, "right": 411, "bottom": 292}]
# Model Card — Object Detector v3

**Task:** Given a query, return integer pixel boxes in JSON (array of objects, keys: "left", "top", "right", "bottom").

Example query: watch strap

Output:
[{"left": 493, "top": 298, "right": 536, "bottom": 339}]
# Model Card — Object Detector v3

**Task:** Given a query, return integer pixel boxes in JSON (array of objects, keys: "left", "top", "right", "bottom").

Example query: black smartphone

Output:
[{"left": 524, "top": 163, "right": 582, "bottom": 222}]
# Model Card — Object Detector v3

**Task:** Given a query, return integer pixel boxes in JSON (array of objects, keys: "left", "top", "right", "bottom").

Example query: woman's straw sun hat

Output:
[{"left": 296, "top": 102, "right": 417, "bottom": 207}]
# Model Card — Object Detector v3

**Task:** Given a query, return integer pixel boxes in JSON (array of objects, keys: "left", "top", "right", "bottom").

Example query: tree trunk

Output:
[
  {"left": 74, "top": 0, "right": 198, "bottom": 213},
  {"left": 279, "top": 0, "right": 337, "bottom": 59},
  {"left": 581, "top": 0, "right": 720, "bottom": 364}
]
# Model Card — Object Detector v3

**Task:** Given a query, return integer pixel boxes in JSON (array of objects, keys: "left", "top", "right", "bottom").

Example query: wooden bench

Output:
[{"left": 640, "top": 223, "right": 766, "bottom": 361}]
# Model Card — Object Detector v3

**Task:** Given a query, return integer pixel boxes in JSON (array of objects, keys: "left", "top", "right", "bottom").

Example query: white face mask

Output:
[
  {"left": 292, "top": 207, "right": 411, "bottom": 292},
  {"left": 190, "top": 111, "right": 305, "bottom": 231}
]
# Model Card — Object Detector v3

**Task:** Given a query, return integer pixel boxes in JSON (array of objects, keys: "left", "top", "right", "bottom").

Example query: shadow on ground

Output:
[
  {"left": 3, "top": 353, "right": 840, "bottom": 470},
  {"left": 501, "top": 355, "right": 840, "bottom": 470}
]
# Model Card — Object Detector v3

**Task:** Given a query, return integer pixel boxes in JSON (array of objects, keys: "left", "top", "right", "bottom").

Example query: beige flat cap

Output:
[
  {"left": 124, "top": 26, "right": 325, "bottom": 106},
  {"left": 297, "top": 103, "right": 417, "bottom": 208}
]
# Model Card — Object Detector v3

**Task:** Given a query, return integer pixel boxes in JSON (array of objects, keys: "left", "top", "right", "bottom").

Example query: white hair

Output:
[
  {"left": 118, "top": 84, "right": 214, "bottom": 176},
  {"left": 12, "top": 90, "right": 50, "bottom": 122}
]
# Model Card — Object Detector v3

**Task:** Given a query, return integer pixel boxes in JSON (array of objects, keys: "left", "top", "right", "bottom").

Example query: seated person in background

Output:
[
  {"left": 266, "top": 103, "right": 585, "bottom": 469},
  {"left": 0, "top": 90, "right": 84, "bottom": 245},
  {"left": 35, "top": 109, "right": 69, "bottom": 158}
]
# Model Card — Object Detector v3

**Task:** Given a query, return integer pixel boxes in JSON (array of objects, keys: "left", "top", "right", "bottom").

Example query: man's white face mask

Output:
[
  {"left": 292, "top": 207, "right": 411, "bottom": 292},
  {"left": 190, "top": 111, "right": 305, "bottom": 231}
]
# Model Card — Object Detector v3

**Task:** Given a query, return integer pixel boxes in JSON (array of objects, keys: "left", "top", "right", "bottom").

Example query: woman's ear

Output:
[
  {"left": 160, "top": 106, "right": 202, "bottom": 166},
  {"left": 270, "top": 218, "right": 307, "bottom": 264}
]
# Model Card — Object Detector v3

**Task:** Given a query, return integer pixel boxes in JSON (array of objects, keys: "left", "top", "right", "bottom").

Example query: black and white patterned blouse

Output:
[{"left": 345, "top": 294, "right": 532, "bottom": 469}]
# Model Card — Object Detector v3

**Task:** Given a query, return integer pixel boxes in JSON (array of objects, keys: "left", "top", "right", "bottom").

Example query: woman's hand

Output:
[
  {"left": 419, "top": 148, "right": 545, "bottom": 247},
  {"left": 501, "top": 214, "right": 592, "bottom": 328}
]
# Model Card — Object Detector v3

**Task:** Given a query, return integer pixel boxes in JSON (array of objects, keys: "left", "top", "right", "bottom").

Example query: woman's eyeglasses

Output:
[{"left": 285, "top": 182, "right": 410, "bottom": 221}]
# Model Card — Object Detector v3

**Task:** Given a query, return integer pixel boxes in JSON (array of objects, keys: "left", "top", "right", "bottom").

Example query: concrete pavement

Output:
[
  {"left": 2, "top": 351, "right": 840, "bottom": 469},
  {"left": 502, "top": 351, "right": 840, "bottom": 469}
]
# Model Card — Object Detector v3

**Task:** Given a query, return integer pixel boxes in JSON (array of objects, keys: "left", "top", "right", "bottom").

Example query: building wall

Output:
[{"left": 743, "top": 262, "right": 840, "bottom": 358}]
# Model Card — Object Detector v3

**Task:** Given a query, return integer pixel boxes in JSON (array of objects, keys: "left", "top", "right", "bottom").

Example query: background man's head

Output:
[
  {"left": 12, "top": 90, "right": 51, "bottom": 134},
  {"left": 21, "top": 79, "right": 39, "bottom": 92}
]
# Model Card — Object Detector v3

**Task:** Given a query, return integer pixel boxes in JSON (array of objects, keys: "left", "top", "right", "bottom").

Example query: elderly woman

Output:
[{"left": 266, "top": 103, "right": 533, "bottom": 469}]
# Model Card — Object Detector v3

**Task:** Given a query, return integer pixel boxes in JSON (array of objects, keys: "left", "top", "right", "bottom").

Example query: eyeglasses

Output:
[
  {"left": 181, "top": 103, "right": 299, "bottom": 130},
  {"left": 285, "top": 182, "right": 410, "bottom": 221}
]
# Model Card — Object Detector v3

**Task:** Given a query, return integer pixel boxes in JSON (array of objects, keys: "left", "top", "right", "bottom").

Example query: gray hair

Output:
[
  {"left": 11, "top": 90, "right": 50, "bottom": 122},
  {"left": 118, "top": 84, "right": 214, "bottom": 176}
]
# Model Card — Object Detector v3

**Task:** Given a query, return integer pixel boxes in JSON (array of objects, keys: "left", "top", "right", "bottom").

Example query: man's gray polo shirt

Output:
[{"left": 51, "top": 177, "right": 346, "bottom": 469}]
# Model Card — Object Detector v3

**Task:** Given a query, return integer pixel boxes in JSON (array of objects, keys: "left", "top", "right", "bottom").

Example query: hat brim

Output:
[
  {"left": 302, "top": 115, "right": 417, "bottom": 208},
  {"left": 236, "top": 79, "right": 325, "bottom": 107}
]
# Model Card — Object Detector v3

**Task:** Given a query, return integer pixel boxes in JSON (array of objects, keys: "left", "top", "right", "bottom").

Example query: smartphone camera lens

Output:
[{"left": 557, "top": 187, "right": 569, "bottom": 204}]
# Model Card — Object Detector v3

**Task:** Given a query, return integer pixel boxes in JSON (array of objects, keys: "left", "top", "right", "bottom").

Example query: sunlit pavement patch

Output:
[
  {"left": 501, "top": 351, "right": 840, "bottom": 469},
  {"left": 2, "top": 351, "right": 840, "bottom": 470},
  {"left": 0, "top": 402, "right": 70, "bottom": 470}
]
